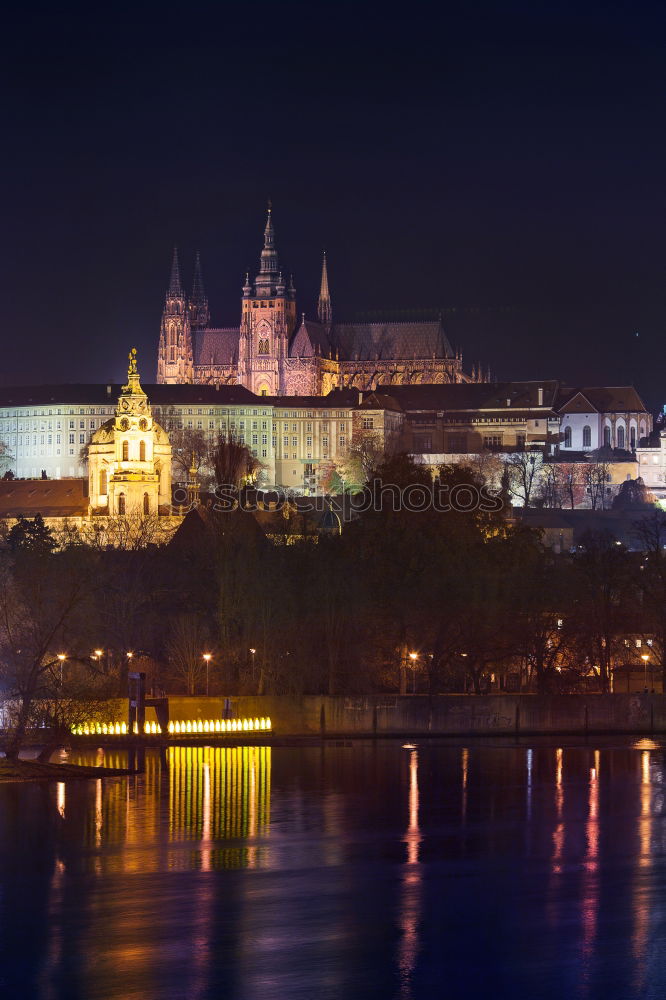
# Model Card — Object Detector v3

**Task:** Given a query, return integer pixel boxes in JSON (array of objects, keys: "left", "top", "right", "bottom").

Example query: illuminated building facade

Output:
[
  {"left": 88, "top": 350, "right": 172, "bottom": 516},
  {"left": 156, "top": 208, "right": 472, "bottom": 394},
  {"left": 0, "top": 380, "right": 651, "bottom": 496}
]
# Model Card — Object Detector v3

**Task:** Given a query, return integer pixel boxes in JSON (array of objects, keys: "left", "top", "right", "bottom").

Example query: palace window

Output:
[
  {"left": 292, "top": 436, "right": 297, "bottom": 447},
  {"left": 583, "top": 425, "right": 592, "bottom": 448},
  {"left": 122, "top": 440, "right": 129, "bottom": 461},
  {"left": 139, "top": 441, "right": 146, "bottom": 462},
  {"left": 414, "top": 435, "right": 432, "bottom": 452},
  {"left": 362, "top": 417, "right": 374, "bottom": 429}
]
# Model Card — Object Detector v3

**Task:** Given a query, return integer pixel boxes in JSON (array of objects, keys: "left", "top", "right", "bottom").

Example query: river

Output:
[{"left": 1, "top": 739, "right": 665, "bottom": 999}]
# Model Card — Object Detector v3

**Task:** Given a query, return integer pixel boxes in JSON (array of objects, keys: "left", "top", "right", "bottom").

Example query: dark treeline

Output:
[{"left": 1, "top": 456, "right": 666, "bottom": 757}]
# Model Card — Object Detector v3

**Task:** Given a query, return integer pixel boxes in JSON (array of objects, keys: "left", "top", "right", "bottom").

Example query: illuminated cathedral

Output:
[{"left": 157, "top": 207, "right": 476, "bottom": 395}]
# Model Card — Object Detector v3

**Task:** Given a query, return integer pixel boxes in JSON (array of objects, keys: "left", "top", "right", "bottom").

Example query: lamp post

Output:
[
  {"left": 57, "top": 653, "right": 66, "bottom": 687},
  {"left": 641, "top": 653, "right": 650, "bottom": 691},
  {"left": 409, "top": 652, "right": 418, "bottom": 694},
  {"left": 249, "top": 648, "right": 256, "bottom": 685},
  {"left": 203, "top": 653, "right": 212, "bottom": 696}
]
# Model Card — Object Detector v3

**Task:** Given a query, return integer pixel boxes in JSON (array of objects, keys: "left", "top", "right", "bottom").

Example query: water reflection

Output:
[
  {"left": 398, "top": 749, "right": 422, "bottom": 998},
  {"left": 2, "top": 742, "right": 666, "bottom": 999},
  {"left": 52, "top": 745, "right": 272, "bottom": 872}
]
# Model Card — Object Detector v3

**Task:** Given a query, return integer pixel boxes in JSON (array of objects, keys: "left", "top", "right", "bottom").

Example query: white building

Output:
[
  {"left": 636, "top": 432, "right": 666, "bottom": 501},
  {"left": 557, "top": 387, "right": 650, "bottom": 453}
]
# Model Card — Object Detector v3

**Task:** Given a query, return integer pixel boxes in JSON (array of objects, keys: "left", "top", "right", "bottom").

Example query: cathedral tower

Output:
[
  {"left": 238, "top": 206, "right": 297, "bottom": 395},
  {"left": 189, "top": 251, "right": 210, "bottom": 331},
  {"left": 317, "top": 251, "right": 332, "bottom": 328},
  {"left": 157, "top": 249, "right": 194, "bottom": 384}
]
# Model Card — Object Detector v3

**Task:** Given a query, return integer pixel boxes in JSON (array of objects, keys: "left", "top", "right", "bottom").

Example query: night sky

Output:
[{"left": 1, "top": 1, "right": 664, "bottom": 407}]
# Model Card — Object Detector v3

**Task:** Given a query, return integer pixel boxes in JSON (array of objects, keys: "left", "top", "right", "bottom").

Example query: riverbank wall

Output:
[{"left": 106, "top": 693, "right": 666, "bottom": 738}]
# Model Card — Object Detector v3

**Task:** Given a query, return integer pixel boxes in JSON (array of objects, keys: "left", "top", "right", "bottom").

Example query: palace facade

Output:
[{"left": 156, "top": 208, "right": 474, "bottom": 395}]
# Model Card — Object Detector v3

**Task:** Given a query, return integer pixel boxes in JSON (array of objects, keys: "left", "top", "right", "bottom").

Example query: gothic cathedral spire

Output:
[
  {"left": 168, "top": 247, "right": 183, "bottom": 296},
  {"left": 156, "top": 248, "right": 193, "bottom": 384},
  {"left": 256, "top": 203, "right": 279, "bottom": 291},
  {"left": 189, "top": 251, "right": 210, "bottom": 330},
  {"left": 317, "top": 251, "right": 332, "bottom": 328}
]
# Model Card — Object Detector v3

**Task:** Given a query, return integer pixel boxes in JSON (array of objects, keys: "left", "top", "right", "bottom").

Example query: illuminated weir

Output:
[{"left": 71, "top": 717, "right": 272, "bottom": 737}]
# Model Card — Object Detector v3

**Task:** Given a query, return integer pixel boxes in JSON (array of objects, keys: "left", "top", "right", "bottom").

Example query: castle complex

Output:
[{"left": 156, "top": 208, "right": 473, "bottom": 395}]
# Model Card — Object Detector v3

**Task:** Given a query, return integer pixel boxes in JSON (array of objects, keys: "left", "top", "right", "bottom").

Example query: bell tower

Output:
[
  {"left": 157, "top": 248, "right": 193, "bottom": 384},
  {"left": 238, "top": 206, "right": 296, "bottom": 396}
]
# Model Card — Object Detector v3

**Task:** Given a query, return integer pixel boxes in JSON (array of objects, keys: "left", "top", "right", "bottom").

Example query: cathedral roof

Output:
[
  {"left": 329, "top": 320, "right": 453, "bottom": 361},
  {"left": 289, "top": 318, "right": 333, "bottom": 358},
  {"left": 194, "top": 328, "right": 239, "bottom": 367}
]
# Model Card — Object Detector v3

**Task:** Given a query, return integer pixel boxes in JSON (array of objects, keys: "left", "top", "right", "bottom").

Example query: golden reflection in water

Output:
[
  {"left": 633, "top": 749, "right": 652, "bottom": 990},
  {"left": 461, "top": 747, "right": 468, "bottom": 823},
  {"left": 56, "top": 782, "right": 65, "bottom": 819},
  {"left": 398, "top": 749, "right": 422, "bottom": 999},
  {"left": 551, "top": 748, "right": 564, "bottom": 872},
  {"left": 581, "top": 749, "right": 600, "bottom": 970},
  {"left": 167, "top": 746, "right": 271, "bottom": 868},
  {"left": 68, "top": 746, "right": 272, "bottom": 871}
]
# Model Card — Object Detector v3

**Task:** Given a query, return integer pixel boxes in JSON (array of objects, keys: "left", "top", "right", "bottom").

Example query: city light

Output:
[
  {"left": 71, "top": 717, "right": 272, "bottom": 736},
  {"left": 203, "top": 653, "right": 212, "bottom": 696}
]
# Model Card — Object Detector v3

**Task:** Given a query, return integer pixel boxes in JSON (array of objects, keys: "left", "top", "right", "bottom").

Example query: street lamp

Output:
[
  {"left": 249, "top": 648, "right": 256, "bottom": 683},
  {"left": 203, "top": 653, "right": 212, "bottom": 696},
  {"left": 409, "top": 652, "right": 418, "bottom": 693},
  {"left": 57, "top": 653, "right": 66, "bottom": 686},
  {"left": 641, "top": 653, "right": 650, "bottom": 690}
]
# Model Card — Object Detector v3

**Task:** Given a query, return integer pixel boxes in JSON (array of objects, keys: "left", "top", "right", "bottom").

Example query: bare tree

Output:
[
  {"left": 583, "top": 459, "right": 611, "bottom": 510},
  {"left": 211, "top": 433, "right": 261, "bottom": 489},
  {"left": 166, "top": 614, "right": 211, "bottom": 695},
  {"left": 0, "top": 550, "right": 97, "bottom": 759},
  {"left": 505, "top": 451, "right": 544, "bottom": 507},
  {"left": 169, "top": 427, "right": 212, "bottom": 483},
  {"left": 0, "top": 439, "right": 14, "bottom": 477}
]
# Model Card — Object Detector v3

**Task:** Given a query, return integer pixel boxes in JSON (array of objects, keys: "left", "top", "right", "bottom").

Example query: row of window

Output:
[
  {"left": 562, "top": 426, "right": 637, "bottom": 449},
  {"left": 116, "top": 493, "right": 151, "bottom": 516}
]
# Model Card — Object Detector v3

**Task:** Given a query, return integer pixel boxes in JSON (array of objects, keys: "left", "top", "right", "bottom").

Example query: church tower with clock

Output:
[
  {"left": 88, "top": 348, "right": 172, "bottom": 517},
  {"left": 238, "top": 206, "right": 297, "bottom": 395}
]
